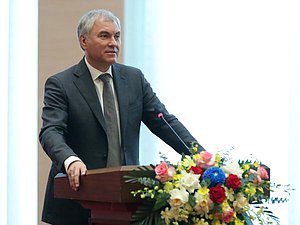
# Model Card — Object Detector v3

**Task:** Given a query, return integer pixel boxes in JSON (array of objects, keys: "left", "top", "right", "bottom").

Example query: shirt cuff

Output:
[{"left": 64, "top": 156, "right": 82, "bottom": 171}]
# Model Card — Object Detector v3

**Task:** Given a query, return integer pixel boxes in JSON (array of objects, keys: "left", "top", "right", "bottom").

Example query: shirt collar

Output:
[{"left": 84, "top": 57, "right": 113, "bottom": 81}]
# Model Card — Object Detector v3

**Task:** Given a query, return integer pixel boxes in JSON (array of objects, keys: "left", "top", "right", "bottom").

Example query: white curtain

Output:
[
  {"left": 0, "top": 0, "right": 38, "bottom": 224},
  {"left": 124, "top": 0, "right": 300, "bottom": 224}
]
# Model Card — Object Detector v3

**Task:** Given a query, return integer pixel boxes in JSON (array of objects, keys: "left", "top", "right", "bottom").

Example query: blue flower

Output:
[{"left": 203, "top": 167, "right": 226, "bottom": 187}]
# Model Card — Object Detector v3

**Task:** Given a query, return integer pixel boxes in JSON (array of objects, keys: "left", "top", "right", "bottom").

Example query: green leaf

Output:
[
  {"left": 153, "top": 192, "right": 169, "bottom": 211},
  {"left": 188, "top": 194, "right": 196, "bottom": 207},
  {"left": 124, "top": 165, "right": 156, "bottom": 184},
  {"left": 131, "top": 200, "right": 163, "bottom": 225}
]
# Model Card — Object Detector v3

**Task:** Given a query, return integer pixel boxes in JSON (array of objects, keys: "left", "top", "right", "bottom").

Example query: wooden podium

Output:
[{"left": 54, "top": 166, "right": 142, "bottom": 225}]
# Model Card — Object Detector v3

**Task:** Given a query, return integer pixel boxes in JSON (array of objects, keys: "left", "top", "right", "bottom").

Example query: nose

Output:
[{"left": 108, "top": 37, "right": 119, "bottom": 46}]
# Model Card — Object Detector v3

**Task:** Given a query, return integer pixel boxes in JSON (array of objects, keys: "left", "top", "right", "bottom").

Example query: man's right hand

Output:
[{"left": 67, "top": 160, "right": 87, "bottom": 191}]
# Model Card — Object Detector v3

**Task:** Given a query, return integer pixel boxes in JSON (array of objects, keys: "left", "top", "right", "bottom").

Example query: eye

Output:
[
  {"left": 99, "top": 33, "right": 109, "bottom": 39},
  {"left": 114, "top": 33, "right": 121, "bottom": 41}
]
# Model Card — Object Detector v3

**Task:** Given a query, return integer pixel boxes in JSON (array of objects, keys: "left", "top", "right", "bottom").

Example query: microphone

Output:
[{"left": 157, "top": 112, "right": 191, "bottom": 153}]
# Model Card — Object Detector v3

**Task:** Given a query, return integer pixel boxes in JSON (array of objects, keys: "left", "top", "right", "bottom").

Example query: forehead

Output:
[{"left": 91, "top": 19, "right": 120, "bottom": 33}]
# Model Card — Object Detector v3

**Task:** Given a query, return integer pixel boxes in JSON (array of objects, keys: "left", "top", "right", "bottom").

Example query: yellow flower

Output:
[
  {"left": 180, "top": 155, "right": 196, "bottom": 169},
  {"left": 221, "top": 201, "right": 229, "bottom": 211},
  {"left": 211, "top": 220, "right": 222, "bottom": 225},
  {"left": 173, "top": 173, "right": 182, "bottom": 181},
  {"left": 215, "top": 153, "right": 221, "bottom": 164},
  {"left": 198, "top": 187, "right": 209, "bottom": 195},
  {"left": 253, "top": 161, "right": 259, "bottom": 168},
  {"left": 234, "top": 218, "right": 244, "bottom": 225},
  {"left": 174, "top": 183, "right": 181, "bottom": 188},
  {"left": 249, "top": 186, "right": 257, "bottom": 196},
  {"left": 193, "top": 153, "right": 202, "bottom": 160},
  {"left": 164, "top": 182, "right": 174, "bottom": 192},
  {"left": 244, "top": 184, "right": 256, "bottom": 195},
  {"left": 190, "top": 143, "right": 199, "bottom": 154},
  {"left": 193, "top": 218, "right": 209, "bottom": 225},
  {"left": 243, "top": 164, "right": 250, "bottom": 171},
  {"left": 257, "top": 186, "right": 264, "bottom": 193}
]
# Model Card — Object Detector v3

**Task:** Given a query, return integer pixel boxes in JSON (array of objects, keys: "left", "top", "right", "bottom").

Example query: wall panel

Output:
[{"left": 38, "top": 1, "right": 124, "bottom": 224}]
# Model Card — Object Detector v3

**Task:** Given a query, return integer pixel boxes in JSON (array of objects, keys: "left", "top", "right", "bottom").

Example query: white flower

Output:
[
  {"left": 169, "top": 188, "right": 189, "bottom": 208},
  {"left": 233, "top": 193, "right": 248, "bottom": 211},
  {"left": 222, "top": 162, "right": 244, "bottom": 178},
  {"left": 179, "top": 170, "right": 201, "bottom": 193},
  {"left": 194, "top": 191, "right": 213, "bottom": 216}
]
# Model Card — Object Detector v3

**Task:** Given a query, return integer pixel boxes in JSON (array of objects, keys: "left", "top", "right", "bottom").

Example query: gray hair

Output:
[{"left": 77, "top": 9, "right": 121, "bottom": 40}]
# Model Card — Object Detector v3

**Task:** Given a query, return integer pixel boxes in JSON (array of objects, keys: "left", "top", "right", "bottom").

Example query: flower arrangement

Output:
[{"left": 125, "top": 144, "right": 290, "bottom": 225}]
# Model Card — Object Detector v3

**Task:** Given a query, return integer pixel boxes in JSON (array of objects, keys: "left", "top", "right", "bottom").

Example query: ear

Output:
[{"left": 79, "top": 35, "right": 87, "bottom": 50}]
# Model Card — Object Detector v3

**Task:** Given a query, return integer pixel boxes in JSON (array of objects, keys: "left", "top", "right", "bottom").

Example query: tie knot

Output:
[{"left": 99, "top": 73, "right": 111, "bottom": 83}]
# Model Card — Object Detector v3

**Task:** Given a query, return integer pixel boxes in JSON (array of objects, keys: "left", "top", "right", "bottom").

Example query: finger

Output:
[
  {"left": 68, "top": 173, "right": 78, "bottom": 191},
  {"left": 73, "top": 172, "right": 80, "bottom": 190},
  {"left": 67, "top": 161, "right": 86, "bottom": 191},
  {"left": 72, "top": 167, "right": 81, "bottom": 191},
  {"left": 74, "top": 166, "right": 87, "bottom": 190},
  {"left": 68, "top": 169, "right": 78, "bottom": 191},
  {"left": 81, "top": 167, "right": 87, "bottom": 176}
]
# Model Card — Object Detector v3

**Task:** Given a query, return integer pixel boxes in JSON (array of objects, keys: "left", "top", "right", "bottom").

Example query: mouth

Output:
[{"left": 106, "top": 50, "right": 118, "bottom": 55}]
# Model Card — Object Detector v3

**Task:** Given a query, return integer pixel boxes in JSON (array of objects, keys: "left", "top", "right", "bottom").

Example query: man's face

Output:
[{"left": 80, "top": 19, "right": 121, "bottom": 71}]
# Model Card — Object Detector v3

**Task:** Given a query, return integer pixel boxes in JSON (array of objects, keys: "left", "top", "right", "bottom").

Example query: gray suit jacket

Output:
[{"left": 39, "top": 58, "right": 204, "bottom": 224}]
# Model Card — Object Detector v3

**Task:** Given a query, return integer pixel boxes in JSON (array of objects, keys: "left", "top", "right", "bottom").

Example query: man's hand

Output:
[{"left": 67, "top": 160, "right": 87, "bottom": 191}]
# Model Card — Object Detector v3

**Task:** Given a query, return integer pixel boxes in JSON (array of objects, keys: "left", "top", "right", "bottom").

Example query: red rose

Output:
[
  {"left": 226, "top": 174, "right": 241, "bottom": 191},
  {"left": 190, "top": 166, "right": 203, "bottom": 175},
  {"left": 209, "top": 184, "right": 226, "bottom": 204}
]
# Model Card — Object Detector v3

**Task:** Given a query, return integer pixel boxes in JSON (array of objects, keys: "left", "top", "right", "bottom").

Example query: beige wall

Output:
[{"left": 38, "top": 1, "right": 124, "bottom": 224}]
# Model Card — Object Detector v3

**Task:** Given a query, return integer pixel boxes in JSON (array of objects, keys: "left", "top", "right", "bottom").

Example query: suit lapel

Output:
[
  {"left": 73, "top": 59, "right": 107, "bottom": 132},
  {"left": 112, "top": 64, "right": 129, "bottom": 145}
]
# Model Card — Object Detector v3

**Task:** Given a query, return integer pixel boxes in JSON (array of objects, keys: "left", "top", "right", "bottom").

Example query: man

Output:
[{"left": 39, "top": 9, "right": 205, "bottom": 225}]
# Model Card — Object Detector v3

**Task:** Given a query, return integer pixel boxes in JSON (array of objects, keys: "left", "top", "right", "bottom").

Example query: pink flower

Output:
[
  {"left": 196, "top": 151, "right": 215, "bottom": 168},
  {"left": 257, "top": 165, "right": 269, "bottom": 180},
  {"left": 249, "top": 169, "right": 262, "bottom": 184},
  {"left": 249, "top": 166, "right": 269, "bottom": 184},
  {"left": 155, "top": 162, "right": 176, "bottom": 182},
  {"left": 222, "top": 207, "right": 234, "bottom": 223}
]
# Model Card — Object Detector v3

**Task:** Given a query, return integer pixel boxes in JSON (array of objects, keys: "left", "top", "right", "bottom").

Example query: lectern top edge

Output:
[
  {"left": 86, "top": 165, "right": 143, "bottom": 175},
  {"left": 54, "top": 165, "right": 149, "bottom": 179}
]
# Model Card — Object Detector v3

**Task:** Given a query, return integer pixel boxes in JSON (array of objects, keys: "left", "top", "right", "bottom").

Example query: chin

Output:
[{"left": 107, "top": 59, "right": 117, "bottom": 64}]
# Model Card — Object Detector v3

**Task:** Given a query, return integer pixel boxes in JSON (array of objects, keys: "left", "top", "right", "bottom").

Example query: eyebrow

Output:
[{"left": 98, "top": 30, "right": 121, "bottom": 35}]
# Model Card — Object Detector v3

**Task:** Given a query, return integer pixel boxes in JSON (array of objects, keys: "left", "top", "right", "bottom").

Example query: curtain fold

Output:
[{"left": 0, "top": 1, "right": 9, "bottom": 224}]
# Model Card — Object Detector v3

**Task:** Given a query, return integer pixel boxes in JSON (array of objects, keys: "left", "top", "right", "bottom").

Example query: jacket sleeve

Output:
[{"left": 39, "top": 76, "right": 77, "bottom": 171}]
